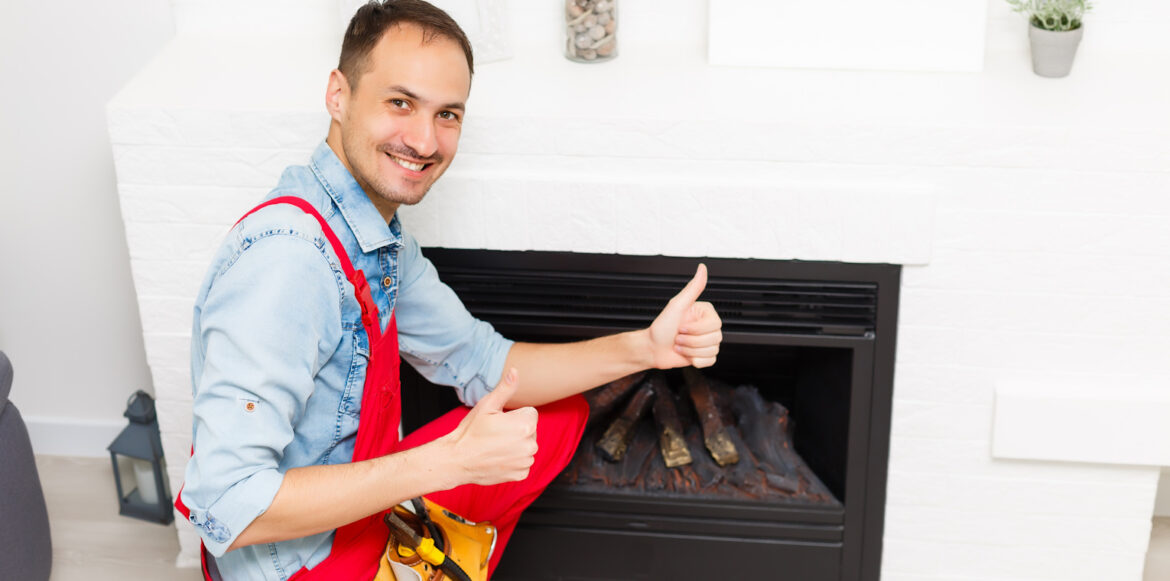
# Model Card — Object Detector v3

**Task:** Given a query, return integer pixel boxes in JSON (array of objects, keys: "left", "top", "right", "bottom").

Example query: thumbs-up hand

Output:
[
  {"left": 647, "top": 264, "right": 723, "bottom": 369},
  {"left": 446, "top": 368, "right": 539, "bottom": 487}
]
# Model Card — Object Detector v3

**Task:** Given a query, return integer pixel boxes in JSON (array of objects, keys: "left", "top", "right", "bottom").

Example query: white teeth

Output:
[{"left": 390, "top": 155, "right": 425, "bottom": 172}]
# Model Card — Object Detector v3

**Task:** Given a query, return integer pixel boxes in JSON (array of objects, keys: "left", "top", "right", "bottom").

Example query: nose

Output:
[{"left": 401, "top": 113, "right": 438, "bottom": 160}]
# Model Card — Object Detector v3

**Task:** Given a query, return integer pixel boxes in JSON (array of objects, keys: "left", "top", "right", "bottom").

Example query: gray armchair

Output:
[{"left": 0, "top": 351, "right": 52, "bottom": 580}]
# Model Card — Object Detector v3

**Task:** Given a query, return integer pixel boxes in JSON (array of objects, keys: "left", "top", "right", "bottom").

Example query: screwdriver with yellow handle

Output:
[{"left": 384, "top": 510, "right": 473, "bottom": 581}]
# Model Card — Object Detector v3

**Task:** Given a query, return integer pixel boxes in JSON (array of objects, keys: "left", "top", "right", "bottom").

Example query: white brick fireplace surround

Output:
[{"left": 108, "top": 0, "right": 1170, "bottom": 578}]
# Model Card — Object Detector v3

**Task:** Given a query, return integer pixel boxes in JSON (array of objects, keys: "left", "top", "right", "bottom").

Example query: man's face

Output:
[{"left": 329, "top": 23, "right": 471, "bottom": 216}]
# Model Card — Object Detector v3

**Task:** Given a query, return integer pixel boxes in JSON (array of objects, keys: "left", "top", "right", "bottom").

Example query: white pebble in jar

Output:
[{"left": 565, "top": 0, "right": 617, "bottom": 63}]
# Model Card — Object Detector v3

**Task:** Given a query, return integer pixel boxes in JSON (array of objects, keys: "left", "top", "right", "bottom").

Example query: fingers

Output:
[
  {"left": 674, "top": 329, "right": 722, "bottom": 348},
  {"left": 493, "top": 425, "right": 539, "bottom": 481},
  {"left": 690, "top": 356, "right": 717, "bottom": 369},
  {"left": 668, "top": 264, "right": 708, "bottom": 308},
  {"left": 452, "top": 367, "right": 544, "bottom": 486},
  {"left": 673, "top": 343, "right": 720, "bottom": 359},
  {"left": 680, "top": 302, "right": 721, "bottom": 334},
  {"left": 506, "top": 405, "right": 540, "bottom": 437},
  {"left": 676, "top": 299, "right": 722, "bottom": 367}
]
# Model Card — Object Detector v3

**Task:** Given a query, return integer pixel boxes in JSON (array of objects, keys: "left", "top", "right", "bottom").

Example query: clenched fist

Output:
[
  {"left": 648, "top": 264, "right": 723, "bottom": 369},
  {"left": 445, "top": 368, "right": 539, "bottom": 487}
]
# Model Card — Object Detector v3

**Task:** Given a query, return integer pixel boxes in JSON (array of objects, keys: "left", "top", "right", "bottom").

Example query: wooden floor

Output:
[
  {"left": 34, "top": 455, "right": 1170, "bottom": 580},
  {"left": 1149, "top": 517, "right": 1170, "bottom": 581},
  {"left": 37, "top": 455, "right": 200, "bottom": 581}
]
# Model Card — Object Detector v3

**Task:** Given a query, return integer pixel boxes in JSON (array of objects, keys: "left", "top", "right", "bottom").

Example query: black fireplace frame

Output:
[{"left": 401, "top": 249, "right": 900, "bottom": 581}]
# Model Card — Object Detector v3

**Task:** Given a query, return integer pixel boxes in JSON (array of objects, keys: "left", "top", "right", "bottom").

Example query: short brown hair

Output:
[{"left": 339, "top": 0, "right": 474, "bottom": 89}]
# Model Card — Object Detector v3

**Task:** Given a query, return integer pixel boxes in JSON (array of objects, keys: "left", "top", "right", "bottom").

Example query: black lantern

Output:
[{"left": 108, "top": 390, "right": 173, "bottom": 524}]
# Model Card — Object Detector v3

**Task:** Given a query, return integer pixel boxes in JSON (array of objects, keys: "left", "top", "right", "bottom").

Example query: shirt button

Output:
[{"left": 382, "top": 276, "right": 392, "bottom": 288}]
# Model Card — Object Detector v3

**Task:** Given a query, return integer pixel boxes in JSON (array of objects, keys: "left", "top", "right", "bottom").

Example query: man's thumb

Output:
[
  {"left": 668, "top": 264, "right": 708, "bottom": 308},
  {"left": 477, "top": 367, "right": 519, "bottom": 413}
]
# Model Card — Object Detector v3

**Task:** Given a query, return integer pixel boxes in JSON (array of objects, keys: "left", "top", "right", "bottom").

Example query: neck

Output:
[{"left": 325, "top": 125, "right": 399, "bottom": 224}]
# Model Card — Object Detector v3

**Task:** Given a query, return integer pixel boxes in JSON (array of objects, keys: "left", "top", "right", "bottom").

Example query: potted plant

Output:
[{"left": 1005, "top": 0, "right": 1093, "bottom": 77}]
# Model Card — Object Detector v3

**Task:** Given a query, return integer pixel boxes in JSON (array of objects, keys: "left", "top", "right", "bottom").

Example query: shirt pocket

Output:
[{"left": 339, "top": 331, "right": 369, "bottom": 420}]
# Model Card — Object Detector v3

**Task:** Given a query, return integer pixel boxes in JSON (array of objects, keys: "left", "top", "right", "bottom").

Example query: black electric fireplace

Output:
[{"left": 401, "top": 250, "right": 899, "bottom": 581}]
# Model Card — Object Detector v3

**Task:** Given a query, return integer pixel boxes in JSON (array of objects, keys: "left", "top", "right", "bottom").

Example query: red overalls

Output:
[{"left": 177, "top": 197, "right": 589, "bottom": 580}]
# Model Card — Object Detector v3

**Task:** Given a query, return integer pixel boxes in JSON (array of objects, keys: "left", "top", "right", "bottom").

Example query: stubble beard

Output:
[
  {"left": 367, "top": 169, "right": 430, "bottom": 207},
  {"left": 343, "top": 137, "right": 441, "bottom": 209}
]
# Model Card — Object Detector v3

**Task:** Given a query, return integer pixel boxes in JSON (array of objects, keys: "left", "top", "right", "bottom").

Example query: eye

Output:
[
  {"left": 438, "top": 111, "right": 461, "bottom": 122},
  {"left": 388, "top": 98, "right": 409, "bottom": 110}
]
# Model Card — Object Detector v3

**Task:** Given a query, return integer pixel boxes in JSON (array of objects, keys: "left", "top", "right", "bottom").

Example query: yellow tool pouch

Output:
[{"left": 375, "top": 498, "right": 496, "bottom": 581}]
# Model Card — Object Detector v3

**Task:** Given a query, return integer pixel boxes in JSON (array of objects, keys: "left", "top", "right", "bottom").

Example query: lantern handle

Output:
[
  {"left": 124, "top": 390, "right": 157, "bottom": 423},
  {"left": 127, "top": 389, "right": 150, "bottom": 407}
]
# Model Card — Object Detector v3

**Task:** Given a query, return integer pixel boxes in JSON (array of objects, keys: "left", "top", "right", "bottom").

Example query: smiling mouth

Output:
[{"left": 387, "top": 153, "right": 431, "bottom": 173}]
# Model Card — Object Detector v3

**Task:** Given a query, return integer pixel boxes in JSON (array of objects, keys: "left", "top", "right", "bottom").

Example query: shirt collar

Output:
[{"left": 309, "top": 141, "right": 402, "bottom": 253}]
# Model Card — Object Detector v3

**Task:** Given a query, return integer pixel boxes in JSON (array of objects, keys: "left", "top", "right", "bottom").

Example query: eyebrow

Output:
[{"left": 387, "top": 84, "right": 465, "bottom": 112}]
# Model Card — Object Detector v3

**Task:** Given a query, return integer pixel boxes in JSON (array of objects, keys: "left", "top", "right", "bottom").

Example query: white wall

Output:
[{"left": 0, "top": 0, "right": 175, "bottom": 455}]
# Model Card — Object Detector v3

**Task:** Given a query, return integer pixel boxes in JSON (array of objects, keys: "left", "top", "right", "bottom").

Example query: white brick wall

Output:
[
  {"left": 882, "top": 167, "right": 1169, "bottom": 578},
  {"left": 108, "top": 5, "right": 1170, "bottom": 576}
]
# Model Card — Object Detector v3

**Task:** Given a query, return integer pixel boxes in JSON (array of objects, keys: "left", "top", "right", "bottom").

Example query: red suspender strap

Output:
[
  {"left": 235, "top": 197, "right": 356, "bottom": 276},
  {"left": 234, "top": 196, "right": 380, "bottom": 335},
  {"left": 175, "top": 446, "right": 193, "bottom": 520}
]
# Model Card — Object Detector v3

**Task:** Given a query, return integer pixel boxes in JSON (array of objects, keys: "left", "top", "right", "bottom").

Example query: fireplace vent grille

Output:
[{"left": 439, "top": 266, "right": 877, "bottom": 337}]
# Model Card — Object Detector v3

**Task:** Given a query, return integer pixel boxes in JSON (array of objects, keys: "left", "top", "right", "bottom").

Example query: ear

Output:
[{"left": 325, "top": 69, "right": 349, "bottom": 123}]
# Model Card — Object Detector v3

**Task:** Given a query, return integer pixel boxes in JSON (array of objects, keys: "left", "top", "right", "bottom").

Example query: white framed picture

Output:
[
  {"left": 709, "top": 0, "right": 988, "bottom": 73},
  {"left": 339, "top": 0, "right": 512, "bottom": 64}
]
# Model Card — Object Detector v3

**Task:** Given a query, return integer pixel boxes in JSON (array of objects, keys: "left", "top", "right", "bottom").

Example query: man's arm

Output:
[
  {"left": 187, "top": 224, "right": 540, "bottom": 555},
  {"left": 184, "top": 230, "right": 346, "bottom": 557},
  {"left": 502, "top": 264, "right": 723, "bottom": 408},
  {"left": 230, "top": 368, "right": 537, "bottom": 551}
]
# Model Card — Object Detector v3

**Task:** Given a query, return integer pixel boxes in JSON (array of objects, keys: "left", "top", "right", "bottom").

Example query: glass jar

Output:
[{"left": 564, "top": 0, "right": 618, "bottom": 63}]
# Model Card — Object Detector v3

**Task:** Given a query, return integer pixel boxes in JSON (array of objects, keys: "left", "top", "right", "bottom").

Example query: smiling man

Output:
[
  {"left": 328, "top": 15, "right": 466, "bottom": 212},
  {"left": 175, "top": 2, "right": 723, "bottom": 580}
]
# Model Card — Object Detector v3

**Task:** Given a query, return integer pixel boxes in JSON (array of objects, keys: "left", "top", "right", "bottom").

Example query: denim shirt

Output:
[{"left": 182, "top": 141, "right": 513, "bottom": 581}]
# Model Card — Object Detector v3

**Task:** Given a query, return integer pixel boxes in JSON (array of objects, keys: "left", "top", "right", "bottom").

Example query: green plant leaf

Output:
[{"left": 1006, "top": 0, "right": 1090, "bottom": 30}]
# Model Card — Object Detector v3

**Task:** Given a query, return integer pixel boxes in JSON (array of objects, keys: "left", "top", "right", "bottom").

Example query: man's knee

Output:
[
  {"left": 532, "top": 394, "right": 589, "bottom": 472},
  {"left": 537, "top": 394, "right": 588, "bottom": 435}
]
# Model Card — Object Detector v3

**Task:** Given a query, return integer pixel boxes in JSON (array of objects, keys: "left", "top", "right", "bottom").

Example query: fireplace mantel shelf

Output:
[{"left": 111, "top": 34, "right": 1167, "bottom": 174}]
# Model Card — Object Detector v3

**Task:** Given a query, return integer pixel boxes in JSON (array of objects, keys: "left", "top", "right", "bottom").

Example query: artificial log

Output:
[
  {"left": 584, "top": 371, "right": 647, "bottom": 429},
  {"left": 642, "top": 434, "right": 669, "bottom": 492},
  {"left": 649, "top": 374, "right": 693, "bottom": 468},
  {"left": 683, "top": 425, "right": 724, "bottom": 490},
  {"left": 731, "top": 387, "right": 800, "bottom": 493},
  {"left": 596, "top": 382, "right": 656, "bottom": 462},
  {"left": 615, "top": 423, "right": 658, "bottom": 487},
  {"left": 683, "top": 368, "right": 740, "bottom": 466},
  {"left": 556, "top": 375, "right": 838, "bottom": 507},
  {"left": 722, "top": 427, "right": 771, "bottom": 498}
]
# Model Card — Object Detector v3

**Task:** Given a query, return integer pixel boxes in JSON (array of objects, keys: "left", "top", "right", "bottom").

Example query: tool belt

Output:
[{"left": 376, "top": 497, "right": 496, "bottom": 581}]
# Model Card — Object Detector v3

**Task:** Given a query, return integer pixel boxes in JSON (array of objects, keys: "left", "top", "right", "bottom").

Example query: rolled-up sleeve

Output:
[
  {"left": 395, "top": 232, "right": 513, "bottom": 406},
  {"left": 182, "top": 232, "right": 343, "bottom": 557}
]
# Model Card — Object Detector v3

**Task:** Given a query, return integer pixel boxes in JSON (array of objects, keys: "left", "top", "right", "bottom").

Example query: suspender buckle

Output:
[{"left": 350, "top": 270, "right": 379, "bottom": 331}]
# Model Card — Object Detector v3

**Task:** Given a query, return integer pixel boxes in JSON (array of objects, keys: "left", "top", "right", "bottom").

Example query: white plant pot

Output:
[{"left": 1028, "top": 24, "right": 1084, "bottom": 78}]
